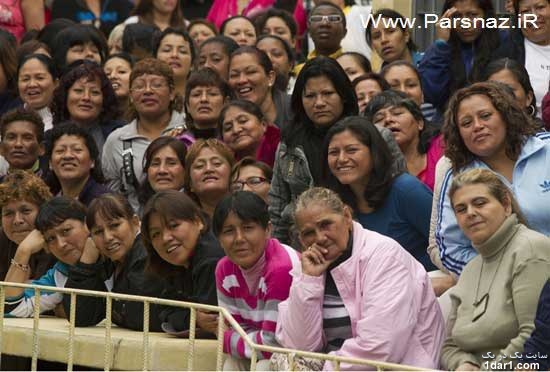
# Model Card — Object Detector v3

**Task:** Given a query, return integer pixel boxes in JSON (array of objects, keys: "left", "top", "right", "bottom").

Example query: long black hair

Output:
[
  {"left": 322, "top": 116, "right": 396, "bottom": 212},
  {"left": 443, "top": 0, "right": 501, "bottom": 98},
  {"left": 283, "top": 56, "right": 358, "bottom": 148}
]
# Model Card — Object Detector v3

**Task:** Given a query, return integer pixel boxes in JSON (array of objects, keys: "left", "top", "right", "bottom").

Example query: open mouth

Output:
[
  {"left": 111, "top": 82, "right": 121, "bottom": 90},
  {"left": 106, "top": 242, "right": 120, "bottom": 252},
  {"left": 166, "top": 244, "right": 180, "bottom": 254},
  {"left": 237, "top": 87, "right": 253, "bottom": 96},
  {"left": 78, "top": 104, "right": 94, "bottom": 111}
]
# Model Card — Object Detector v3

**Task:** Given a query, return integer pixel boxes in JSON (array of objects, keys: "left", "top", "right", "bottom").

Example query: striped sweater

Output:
[{"left": 216, "top": 238, "right": 300, "bottom": 360}]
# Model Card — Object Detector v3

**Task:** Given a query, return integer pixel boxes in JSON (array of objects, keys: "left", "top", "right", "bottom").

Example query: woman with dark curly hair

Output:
[
  {"left": 435, "top": 82, "right": 550, "bottom": 276},
  {"left": 46, "top": 122, "right": 110, "bottom": 206},
  {"left": 418, "top": 0, "right": 506, "bottom": 111},
  {"left": 0, "top": 171, "right": 55, "bottom": 281},
  {"left": 102, "top": 58, "right": 185, "bottom": 212},
  {"left": 50, "top": 60, "right": 122, "bottom": 154}
]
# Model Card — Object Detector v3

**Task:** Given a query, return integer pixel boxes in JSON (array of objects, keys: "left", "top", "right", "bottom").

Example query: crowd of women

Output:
[{"left": 0, "top": 0, "right": 549, "bottom": 370}]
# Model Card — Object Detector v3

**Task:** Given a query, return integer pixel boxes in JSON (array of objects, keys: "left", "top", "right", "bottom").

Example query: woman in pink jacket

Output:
[{"left": 274, "top": 187, "right": 445, "bottom": 370}]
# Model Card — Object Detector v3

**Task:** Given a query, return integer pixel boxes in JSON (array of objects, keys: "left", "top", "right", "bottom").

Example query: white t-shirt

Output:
[{"left": 524, "top": 38, "right": 550, "bottom": 116}]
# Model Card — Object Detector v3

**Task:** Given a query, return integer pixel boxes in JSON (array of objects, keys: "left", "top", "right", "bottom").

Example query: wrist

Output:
[{"left": 13, "top": 249, "right": 32, "bottom": 265}]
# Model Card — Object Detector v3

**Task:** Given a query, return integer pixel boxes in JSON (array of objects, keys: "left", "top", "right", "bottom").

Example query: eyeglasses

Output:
[
  {"left": 131, "top": 80, "right": 169, "bottom": 93},
  {"left": 231, "top": 176, "right": 268, "bottom": 192},
  {"left": 309, "top": 15, "right": 343, "bottom": 24}
]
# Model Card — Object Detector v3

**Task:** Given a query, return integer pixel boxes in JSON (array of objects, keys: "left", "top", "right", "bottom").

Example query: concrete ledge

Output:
[{"left": 1, "top": 317, "right": 219, "bottom": 370}]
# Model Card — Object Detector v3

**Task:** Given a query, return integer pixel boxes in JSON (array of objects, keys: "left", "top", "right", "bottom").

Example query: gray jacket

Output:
[
  {"left": 101, "top": 111, "right": 185, "bottom": 211},
  {"left": 268, "top": 125, "right": 406, "bottom": 245}
]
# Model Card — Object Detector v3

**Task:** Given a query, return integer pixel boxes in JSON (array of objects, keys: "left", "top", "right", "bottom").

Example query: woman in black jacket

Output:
[
  {"left": 63, "top": 193, "right": 167, "bottom": 331},
  {"left": 141, "top": 190, "right": 224, "bottom": 336}
]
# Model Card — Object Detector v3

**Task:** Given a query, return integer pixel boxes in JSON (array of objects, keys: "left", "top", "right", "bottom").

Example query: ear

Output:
[
  {"left": 418, "top": 118, "right": 425, "bottom": 131},
  {"left": 404, "top": 29, "right": 410, "bottom": 43},
  {"left": 343, "top": 205, "right": 353, "bottom": 230},
  {"left": 91, "top": 160, "right": 95, "bottom": 169},
  {"left": 0, "top": 143, "right": 5, "bottom": 157},
  {"left": 503, "top": 194, "right": 513, "bottom": 216},
  {"left": 267, "top": 70, "right": 276, "bottom": 88},
  {"left": 131, "top": 214, "right": 141, "bottom": 230},
  {"left": 265, "top": 221, "right": 272, "bottom": 238},
  {"left": 196, "top": 217, "right": 205, "bottom": 233},
  {"left": 37, "top": 143, "right": 45, "bottom": 157},
  {"left": 526, "top": 91, "right": 534, "bottom": 108}
]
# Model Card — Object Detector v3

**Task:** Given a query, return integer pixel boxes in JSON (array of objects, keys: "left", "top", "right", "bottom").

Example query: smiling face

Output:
[
  {"left": 369, "top": 22, "right": 409, "bottom": 63},
  {"left": 355, "top": 79, "right": 383, "bottom": 113},
  {"left": 2, "top": 200, "right": 40, "bottom": 244},
  {"left": 488, "top": 69, "right": 533, "bottom": 109},
  {"left": 91, "top": 214, "right": 139, "bottom": 262},
  {"left": 66, "top": 42, "right": 101, "bottom": 66},
  {"left": 223, "top": 18, "right": 257, "bottom": 46},
  {"left": 50, "top": 135, "right": 94, "bottom": 185},
  {"left": 104, "top": 57, "right": 131, "bottom": 99},
  {"left": 456, "top": 94, "right": 507, "bottom": 161},
  {"left": 221, "top": 106, "right": 266, "bottom": 155},
  {"left": 372, "top": 105, "right": 423, "bottom": 150},
  {"left": 43, "top": 218, "right": 89, "bottom": 265},
  {"left": 67, "top": 77, "right": 104, "bottom": 125},
  {"left": 189, "top": 23, "right": 216, "bottom": 48},
  {"left": 189, "top": 147, "right": 231, "bottom": 201},
  {"left": 302, "top": 75, "right": 344, "bottom": 127},
  {"left": 186, "top": 85, "right": 225, "bottom": 127},
  {"left": 295, "top": 202, "right": 352, "bottom": 260},
  {"left": 156, "top": 34, "right": 193, "bottom": 80},
  {"left": 1, "top": 121, "right": 44, "bottom": 169},
  {"left": 18, "top": 58, "right": 57, "bottom": 110},
  {"left": 199, "top": 42, "right": 230, "bottom": 81},
  {"left": 262, "top": 16, "right": 295, "bottom": 46},
  {"left": 256, "top": 37, "right": 292, "bottom": 79},
  {"left": 336, "top": 54, "right": 367, "bottom": 83},
  {"left": 327, "top": 129, "right": 373, "bottom": 189},
  {"left": 383, "top": 65, "right": 423, "bottom": 106},
  {"left": 218, "top": 211, "right": 270, "bottom": 269},
  {"left": 147, "top": 212, "right": 204, "bottom": 267},
  {"left": 451, "top": 0, "right": 485, "bottom": 44},
  {"left": 518, "top": 0, "right": 550, "bottom": 45},
  {"left": 147, "top": 145, "right": 185, "bottom": 192},
  {"left": 229, "top": 53, "right": 275, "bottom": 107},
  {"left": 452, "top": 183, "right": 511, "bottom": 245},
  {"left": 130, "top": 73, "right": 174, "bottom": 118}
]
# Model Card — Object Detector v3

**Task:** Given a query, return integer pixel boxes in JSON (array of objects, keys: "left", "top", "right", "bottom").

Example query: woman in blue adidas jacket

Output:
[{"left": 435, "top": 82, "right": 550, "bottom": 276}]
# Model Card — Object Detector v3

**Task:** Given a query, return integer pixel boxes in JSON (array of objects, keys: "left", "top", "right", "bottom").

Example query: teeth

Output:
[
  {"left": 238, "top": 87, "right": 252, "bottom": 94},
  {"left": 112, "top": 83, "right": 120, "bottom": 89},
  {"left": 167, "top": 245, "right": 179, "bottom": 253},
  {"left": 107, "top": 243, "right": 120, "bottom": 251}
]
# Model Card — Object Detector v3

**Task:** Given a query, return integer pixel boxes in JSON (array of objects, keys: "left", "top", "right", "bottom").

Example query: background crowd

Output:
[{"left": 0, "top": 0, "right": 549, "bottom": 370}]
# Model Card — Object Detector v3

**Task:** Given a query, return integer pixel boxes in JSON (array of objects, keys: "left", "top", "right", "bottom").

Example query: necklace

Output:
[{"left": 472, "top": 250, "right": 505, "bottom": 322}]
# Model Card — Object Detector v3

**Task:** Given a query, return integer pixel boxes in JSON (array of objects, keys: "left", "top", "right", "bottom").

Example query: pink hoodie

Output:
[{"left": 275, "top": 221, "right": 445, "bottom": 370}]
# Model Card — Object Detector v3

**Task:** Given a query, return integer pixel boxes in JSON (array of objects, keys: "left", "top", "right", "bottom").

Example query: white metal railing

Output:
[{"left": 0, "top": 281, "right": 425, "bottom": 371}]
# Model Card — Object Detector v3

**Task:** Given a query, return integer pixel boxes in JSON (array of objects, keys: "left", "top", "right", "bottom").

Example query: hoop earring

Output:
[{"left": 527, "top": 104, "right": 536, "bottom": 117}]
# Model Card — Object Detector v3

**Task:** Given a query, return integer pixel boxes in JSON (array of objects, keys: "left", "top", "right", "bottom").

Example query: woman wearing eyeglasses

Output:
[
  {"left": 219, "top": 100, "right": 280, "bottom": 168},
  {"left": 102, "top": 58, "right": 185, "bottom": 212},
  {"left": 230, "top": 157, "right": 272, "bottom": 203}
]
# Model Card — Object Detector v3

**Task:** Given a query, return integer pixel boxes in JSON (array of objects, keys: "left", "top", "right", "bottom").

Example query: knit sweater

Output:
[
  {"left": 441, "top": 214, "right": 550, "bottom": 370},
  {"left": 215, "top": 238, "right": 300, "bottom": 360}
]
